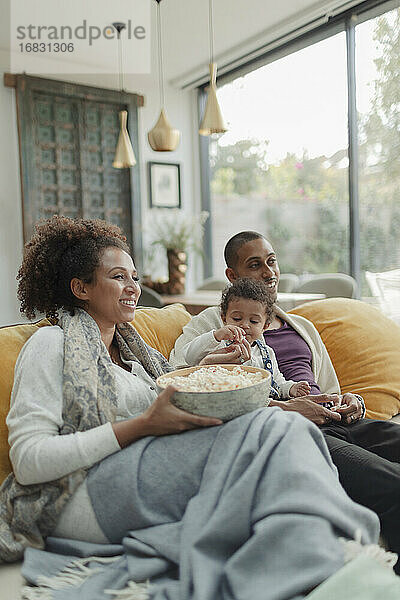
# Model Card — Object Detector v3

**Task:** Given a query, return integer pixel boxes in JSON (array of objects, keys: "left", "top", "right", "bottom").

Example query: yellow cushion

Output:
[
  {"left": 290, "top": 298, "right": 400, "bottom": 420},
  {"left": 131, "top": 304, "right": 191, "bottom": 359},
  {"left": 0, "top": 319, "right": 52, "bottom": 483},
  {"left": 0, "top": 304, "right": 190, "bottom": 484}
]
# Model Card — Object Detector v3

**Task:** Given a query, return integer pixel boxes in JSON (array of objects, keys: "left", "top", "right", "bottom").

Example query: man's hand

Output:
[
  {"left": 270, "top": 395, "right": 342, "bottom": 426},
  {"left": 335, "top": 393, "right": 364, "bottom": 424},
  {"left": 312, "top": 393, "right": 342, "bottom": 408}
]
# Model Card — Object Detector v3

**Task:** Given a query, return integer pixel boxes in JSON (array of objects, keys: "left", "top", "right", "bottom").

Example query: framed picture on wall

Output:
[{"left": 148, "top": 162, "right": 181, "bottom": 208}]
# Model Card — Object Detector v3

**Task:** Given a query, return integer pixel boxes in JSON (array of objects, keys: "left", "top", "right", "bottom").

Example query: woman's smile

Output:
[
  {"left": 83, "top": 247, "right": 141, "bottom": 329},
  {"left": 119, "top": 299, "right": 136, "bottom": 307}
]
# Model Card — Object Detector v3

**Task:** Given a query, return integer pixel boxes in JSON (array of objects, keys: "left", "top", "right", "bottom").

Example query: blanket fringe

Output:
[
  {"left": 340, "top": 529, "right": 398, "bottom": 570},
  {"left": 20, "top": 589, "right": 53, "bottom": 600},
  {"left": 21, "top": 555, "right": 120, "bottom": 599},
  {"left": 104, "top": 580, "right": 149, "bottom": 599}
]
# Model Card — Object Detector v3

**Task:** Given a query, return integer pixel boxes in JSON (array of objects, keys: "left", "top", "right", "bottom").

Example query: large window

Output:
[
  {"left": 356, "top": 8, "right": 400, "bottom": 291},
  {"left": 205, "top": 2, "right": 400, "bottom": 291},
  {"left": 209, "top": 33, "right": 349, "bottom": 279}
]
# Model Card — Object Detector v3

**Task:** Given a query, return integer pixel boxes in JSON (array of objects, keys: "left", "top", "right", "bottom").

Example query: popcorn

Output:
[{"left": 158, "top": 366, "right": 263, "bottom": 393}]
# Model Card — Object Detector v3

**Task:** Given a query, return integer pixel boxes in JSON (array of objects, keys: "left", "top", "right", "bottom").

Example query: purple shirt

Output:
[{"left": 264, "top": 320, "right": 321, "bottom": 395}]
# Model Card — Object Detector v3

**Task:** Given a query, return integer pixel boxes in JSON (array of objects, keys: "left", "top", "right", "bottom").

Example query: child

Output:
[{"left": 182, "top": 278, "right": 311, "bottom": 399}]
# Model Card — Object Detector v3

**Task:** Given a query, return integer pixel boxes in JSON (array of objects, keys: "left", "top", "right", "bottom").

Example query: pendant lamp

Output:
[
  {"left": 148, "top": 0, "right": 180, "bottom": 151},
  {"left": 112, "top": 22, "right": 136, "bottom": 168},
  {"left": 199, "top": 0, "right": 227, "bottom": 136}
]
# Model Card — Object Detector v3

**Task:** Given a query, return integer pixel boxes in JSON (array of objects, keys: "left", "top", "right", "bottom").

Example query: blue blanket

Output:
[{"left": 22, "top": 408, "right": 380, "bottom": 600}]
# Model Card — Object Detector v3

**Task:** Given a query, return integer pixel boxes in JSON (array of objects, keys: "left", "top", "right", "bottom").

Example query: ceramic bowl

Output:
[{"left": 156, "top": 364, "right": 271, "bottom": 422}]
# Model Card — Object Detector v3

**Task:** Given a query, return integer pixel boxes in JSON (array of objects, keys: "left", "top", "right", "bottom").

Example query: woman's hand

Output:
[
  {"left": 199, "top": 338, "right": 252, "bottom": 365},
  {"left": 112, "top": 386, "right": 222, "bottom": 447}
]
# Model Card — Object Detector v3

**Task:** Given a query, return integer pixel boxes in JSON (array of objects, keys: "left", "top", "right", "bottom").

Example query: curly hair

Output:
[
  {"left": 17, "top": 216, "right": 130, "bottom": 320},
  {"left": 220, "top": 278, "right": 275, "bottom": 323}
]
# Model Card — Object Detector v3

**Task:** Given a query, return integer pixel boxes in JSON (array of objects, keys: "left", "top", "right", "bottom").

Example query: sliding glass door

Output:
[
  {"left": 208, "top": 32, "right": 349, "bottom": 280},
  {"left": 202, "top": 2, "right": 400, "bottom": 295},
  {"left": 356, "top": 7, "right": 400, "bottom": 293}
]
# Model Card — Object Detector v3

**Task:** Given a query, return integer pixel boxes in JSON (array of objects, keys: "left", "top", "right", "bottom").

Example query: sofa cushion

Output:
[
  {"left": 290, "top": 298, "right": 400, "bottom": 420},
  {"left": 0, "top": 319, "right": 52, "bottom": 483},
  {"left": 0, "top": 303, "right": 191, "bottom": 484},
  {"left": 132, "top": 304, "right": 191, "bottom": 359}
]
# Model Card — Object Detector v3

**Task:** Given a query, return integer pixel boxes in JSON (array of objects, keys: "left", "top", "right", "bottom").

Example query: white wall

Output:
[{"left": 0, "top": 67, "right": 24, "bottom": 326}]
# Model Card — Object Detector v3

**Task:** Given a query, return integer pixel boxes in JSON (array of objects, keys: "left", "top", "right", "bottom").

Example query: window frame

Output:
[{"left": 198, "top": 0, "right": 400, "bottom": 284}]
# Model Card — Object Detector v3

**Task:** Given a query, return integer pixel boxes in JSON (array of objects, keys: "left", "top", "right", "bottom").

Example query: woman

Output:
[{"left": 0, "top": 217, "right": 382, "bottom": 599}]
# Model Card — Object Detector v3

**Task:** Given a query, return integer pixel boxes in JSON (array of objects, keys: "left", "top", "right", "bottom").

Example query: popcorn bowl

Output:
[{"left": 156, "top": 364, "right": 271, "bottom": 422}]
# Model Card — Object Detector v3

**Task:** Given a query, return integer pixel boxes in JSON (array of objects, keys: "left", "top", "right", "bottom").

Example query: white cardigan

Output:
[
  {"left": 7, "top": 326, "right": 158, "bottom": 485},
  {"left": 7, "top": 326, "right": 160, "bottom": 543},
  {"left": 169, "top": 305, "right": 340, "bottom": 395}
]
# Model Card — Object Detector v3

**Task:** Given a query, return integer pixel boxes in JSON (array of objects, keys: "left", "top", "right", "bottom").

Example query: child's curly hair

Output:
[
  {"left": 220, "top": 278, "right": 275, "bottom": 323},
  {"left": 17, "top": 215, "right": 130, "bottom": 320}
]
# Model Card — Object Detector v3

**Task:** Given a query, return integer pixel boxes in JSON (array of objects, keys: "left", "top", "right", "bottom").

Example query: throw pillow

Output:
[
  {"left": 132, "top": 303, "right": 191, "bottom": 359},
  {"left": 290, "top": 298, "right": 400, "bottom": 420},
  {"left": 0, "top": 319, "right": 51, "bottom": 482}
]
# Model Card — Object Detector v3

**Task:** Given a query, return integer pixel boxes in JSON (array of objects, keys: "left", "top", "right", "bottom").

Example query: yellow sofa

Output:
[{"left": 0, "top": 299, "right": 399, "bottom": 595}]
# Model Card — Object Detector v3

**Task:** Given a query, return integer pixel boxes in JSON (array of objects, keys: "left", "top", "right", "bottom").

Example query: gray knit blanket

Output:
[{"left": 21, "top": 408, "right": 380, "bottom": 600}]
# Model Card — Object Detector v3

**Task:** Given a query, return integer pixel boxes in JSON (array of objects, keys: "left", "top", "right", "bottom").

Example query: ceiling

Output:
[
  {"left": 0, "top": 0, "right": 360, "bottom": 88},
  {"left": 161, "top": 0, "right": 332, "bottom": 82}
]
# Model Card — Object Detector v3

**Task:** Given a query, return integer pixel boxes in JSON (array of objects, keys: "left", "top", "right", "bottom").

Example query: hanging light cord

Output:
[
  {"left": 118, "top": 31, "right": 124, "bottom": 92},
  {"left": 157, "top": 2, "right": 165, "bottom": 109},
  {"left": 112, "top": 23, "right": 126, "bottom": 92},
  {"left": 209, "top": 0, "right": 214, "bottom": 64}
]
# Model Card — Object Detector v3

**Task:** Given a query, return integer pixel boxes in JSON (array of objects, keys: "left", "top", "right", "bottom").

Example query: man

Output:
[{"left": 170, "top": 231, "right": 400, "bottom": 572}]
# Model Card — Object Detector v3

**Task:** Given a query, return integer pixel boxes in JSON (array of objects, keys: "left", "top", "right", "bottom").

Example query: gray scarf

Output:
[{"left": 0, "top": 308, "right": 171, "bottom": 563}]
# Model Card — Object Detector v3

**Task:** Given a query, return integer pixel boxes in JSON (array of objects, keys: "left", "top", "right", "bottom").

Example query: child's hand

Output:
[
  {"left": 290, "top": 380, "right": 311, "bottom": 397},
  {"left": 213, "top": 325, "right": 245, "bottom": 343},
  {"left": 200, "top": 338, "right": 252, "bottom": 365}
]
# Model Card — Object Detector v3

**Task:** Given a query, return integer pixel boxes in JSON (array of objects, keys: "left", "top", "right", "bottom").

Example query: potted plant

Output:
[{"left": 144, "top": 210, "right": 209, "bottom": 295}]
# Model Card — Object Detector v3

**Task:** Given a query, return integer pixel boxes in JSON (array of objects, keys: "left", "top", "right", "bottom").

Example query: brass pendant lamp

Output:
[
  {"left": 112, "top": 22, "right": 136, "bottom": 168},
  {"left": 148, "top": 0, "right": 180, "bottom": 152},
  {"left": 199, "top": 0, "right": 227, "bottom": 136}
]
